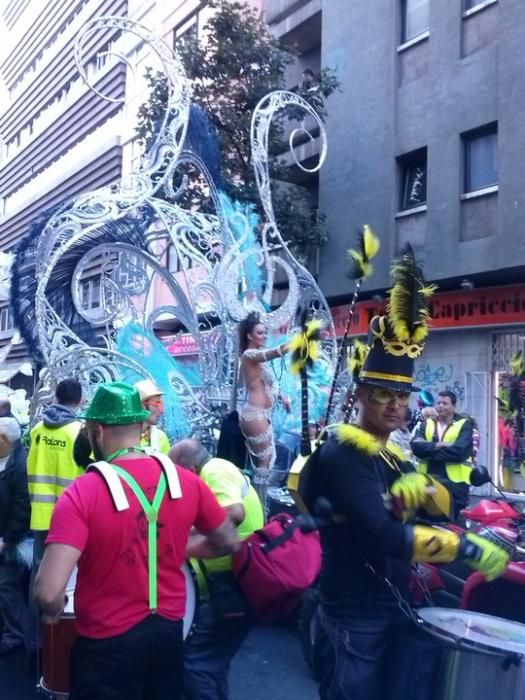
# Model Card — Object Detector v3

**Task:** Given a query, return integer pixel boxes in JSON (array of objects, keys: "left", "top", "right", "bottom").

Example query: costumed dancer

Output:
[
  {"left": 291, "top": 244, "right": 509, "bottom": 700},
  {"left": 237, "top": 313, "right": 289, "bottom": 500}
]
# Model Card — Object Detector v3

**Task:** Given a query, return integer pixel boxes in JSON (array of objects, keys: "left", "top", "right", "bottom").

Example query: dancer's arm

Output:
[{"left": 243, "top": 342, "right": 288, "bottom": 363}]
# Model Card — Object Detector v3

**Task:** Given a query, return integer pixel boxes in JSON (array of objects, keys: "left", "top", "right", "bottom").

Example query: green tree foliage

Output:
[{"left": 136, "top": 0, "right": 340, "bottom": 255}]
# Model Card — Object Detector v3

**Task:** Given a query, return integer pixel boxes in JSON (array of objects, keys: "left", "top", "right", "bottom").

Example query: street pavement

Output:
[{"left": 0, "top": 621, "right": 317, "bottom": 699}]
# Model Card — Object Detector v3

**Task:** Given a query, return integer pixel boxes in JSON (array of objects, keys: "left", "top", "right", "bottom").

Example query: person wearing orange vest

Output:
[{"left": 411, "top": 390, "right": 474, "bottom": 515}]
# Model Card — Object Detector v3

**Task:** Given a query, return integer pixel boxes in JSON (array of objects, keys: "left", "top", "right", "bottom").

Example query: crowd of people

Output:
[
  {"left": 0, "top": 377, "right": 266, "bottom": 699},
  {"left": 0, "top": 299, "right": 513, "bottom": 700}
]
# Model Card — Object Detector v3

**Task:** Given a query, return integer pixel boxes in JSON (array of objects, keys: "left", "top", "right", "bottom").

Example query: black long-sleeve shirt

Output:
[
  {"left": 0, "top": 445, "right": 30, "bottom": 548},
  {"left": 305, "top": 436, "right": 418, "bottom": 613}
]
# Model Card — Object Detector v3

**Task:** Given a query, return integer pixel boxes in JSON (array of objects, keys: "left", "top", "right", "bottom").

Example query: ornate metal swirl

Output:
[{"left": 250, "top": 90, "right": 327, "bottom": 228}]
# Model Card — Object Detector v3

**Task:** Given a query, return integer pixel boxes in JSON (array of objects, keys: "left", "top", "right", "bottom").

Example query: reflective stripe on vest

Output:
[
  {"left": 419, "top": 418, "right": 472, "bottom": 484},
  {"left": 27, "top": 420, "right": 83, "bottom": 530}
]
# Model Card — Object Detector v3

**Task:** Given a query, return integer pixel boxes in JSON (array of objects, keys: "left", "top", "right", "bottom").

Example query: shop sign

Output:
[
  {"left": 161, "top": 334, "right": 200, "bottom": 356},
  {"left": 331, "top": 284, "right": 525, "bottom": 337}
]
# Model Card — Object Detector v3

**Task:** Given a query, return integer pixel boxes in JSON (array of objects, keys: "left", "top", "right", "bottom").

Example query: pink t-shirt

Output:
[{"left": 46, "top": 456, "right": 226, "bottom": 639}]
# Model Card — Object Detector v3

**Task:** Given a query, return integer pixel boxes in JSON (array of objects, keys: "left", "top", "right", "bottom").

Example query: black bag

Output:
[{"left": 198, "top": 562, "right": 250, "bottom": 621}]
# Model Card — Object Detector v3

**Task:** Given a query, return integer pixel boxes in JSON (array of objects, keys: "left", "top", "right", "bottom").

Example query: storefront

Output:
[{"left": 331, "top": 284, "right": 525, "bottom": 494}]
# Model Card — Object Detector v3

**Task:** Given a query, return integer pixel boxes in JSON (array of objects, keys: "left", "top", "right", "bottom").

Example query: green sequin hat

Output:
[{"left": 80, "top": 382, "right": 151, "bottom": 425}]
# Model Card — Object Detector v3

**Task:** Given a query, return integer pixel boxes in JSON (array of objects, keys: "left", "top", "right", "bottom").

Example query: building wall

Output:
[{"left": 317, "top": 0, "right": 525, "bottom": 298}]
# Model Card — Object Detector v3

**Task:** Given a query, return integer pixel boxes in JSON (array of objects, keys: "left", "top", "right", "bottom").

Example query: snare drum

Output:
[
  {"left": 418, "top": 607, "right": 525, "bottom": 700},
  {"left": 40, "top": 585, "right": 76, "bottom": 699}
]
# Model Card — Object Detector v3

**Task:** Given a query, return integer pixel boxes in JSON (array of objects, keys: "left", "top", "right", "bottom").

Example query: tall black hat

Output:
[{"left": 357, "top": 244, "right": 436, "bottom": 393}]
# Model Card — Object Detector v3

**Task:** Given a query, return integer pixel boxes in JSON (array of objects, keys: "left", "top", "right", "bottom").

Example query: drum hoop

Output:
[
  {"left": 182, "top": 561, "right": 199, "bottom": 641},
  {"left": 38, "top": 678, "right": 69, "bottom": 699},
  {"left": 417, "top": 611, "right": 525, "bottom": 660}
]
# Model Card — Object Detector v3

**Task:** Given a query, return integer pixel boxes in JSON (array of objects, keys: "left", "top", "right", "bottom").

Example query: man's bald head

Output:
[
  {"left": 169, "top": 438, "right": 210, "bottom": 473},
  {"left": 0, "top": 399, "right": 12, "bottom": 417}
]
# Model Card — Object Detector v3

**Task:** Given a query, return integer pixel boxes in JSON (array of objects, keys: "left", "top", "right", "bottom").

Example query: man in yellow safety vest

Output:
[
  {"left": 27, "top": 378, "right": 84, "bottom": 563},
  {"left": 411, "top": 390, "right": 474, "bottom": 516}
]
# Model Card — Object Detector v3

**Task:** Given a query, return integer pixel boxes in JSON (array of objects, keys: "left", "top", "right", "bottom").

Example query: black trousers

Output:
[
  {"left": 0, "top": 560, "right": 27, "bottom": 648},
  {"left": 70, "top": 615, "right": 183, "bottom": 700},
  {"left": 314, "top": 604, "right": 441, "bottom": 700},
  {"left": 184, "top": 601, "right": 252, "bottom": 700}
]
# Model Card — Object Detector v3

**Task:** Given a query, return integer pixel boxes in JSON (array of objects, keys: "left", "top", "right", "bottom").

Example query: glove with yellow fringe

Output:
[
  {"left": 411, "top": 527, "right": 509, "bottom": 581},
  {"left": 460, "top": 531, "right": 510, "bottom": 582},
  {"left": 390, "top": 472, "right": 434, "bottom": 519},
  {"left": 391, "top": 472, "right": 453, "bottom": 521}
]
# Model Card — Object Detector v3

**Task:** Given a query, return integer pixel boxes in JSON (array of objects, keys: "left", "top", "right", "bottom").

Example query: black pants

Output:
[
  {"left": 314, "top": 604, "right": 441, "bottom": 700},
  {"left": 184, "top": 601, "right": 252, "bottom": 700},
  {"left": 0, "top": 560, "right": 26, "bottom": 649},
  {"left": 70, "top": 615, "right": 183, "bottom": 700}
]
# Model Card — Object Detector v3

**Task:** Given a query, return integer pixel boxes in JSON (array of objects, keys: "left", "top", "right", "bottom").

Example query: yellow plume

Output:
[
  {"left": 336, "top": 424, "right": 382, "bottom": 455},
  {"left": 289, "top": 319, "right": 324, "bottom": 375},
  {"left": 347, "top": 226, "right": 380, "bottom": 280},
  {"left": 387, "top": 244, "right": 437, "bottom": 343},
  {"left": 347, "top": 338, "right": 369, "bottom": 380}
]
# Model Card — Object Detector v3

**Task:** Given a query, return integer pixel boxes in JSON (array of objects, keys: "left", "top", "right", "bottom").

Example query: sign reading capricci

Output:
[{"left": 332, "top": 284, "right": 525, "bottom": 338}]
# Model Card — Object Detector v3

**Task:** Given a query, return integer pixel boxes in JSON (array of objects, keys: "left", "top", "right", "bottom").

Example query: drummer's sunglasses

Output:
[{"left": 368, "top": 387, "right": 410, "bottom": 407}]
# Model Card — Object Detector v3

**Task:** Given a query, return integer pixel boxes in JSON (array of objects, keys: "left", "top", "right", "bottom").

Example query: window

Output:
[
  {"left": 80, "top": 278, "right": 102, "bottom": 310},
  {"left": 174, "top": 12, "right": 198, "bottom": 43},
  {"left": 464, "top": 125, "right": 497, "bottom": 193},
  {"left": 465, "top": 0, "right": 495, "bottom": 9},
  {"left": 402, "top": 0, "right": 429, "bottom": 42},
  {"left": 399, "top": 149, "right": 427, "bottom": 210},
  {"left": 0, "top": 306, "right": 13, "bottom": 333}
]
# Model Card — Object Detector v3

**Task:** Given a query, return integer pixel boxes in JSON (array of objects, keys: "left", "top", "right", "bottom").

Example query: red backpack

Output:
[{"left": 232, "top": 513, "right": 322, "bottom": 622}]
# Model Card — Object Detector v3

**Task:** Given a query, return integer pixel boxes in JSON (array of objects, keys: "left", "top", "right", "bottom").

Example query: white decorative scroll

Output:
[{"left": 26, "top": 16, "right": 337, "bottom": 438}]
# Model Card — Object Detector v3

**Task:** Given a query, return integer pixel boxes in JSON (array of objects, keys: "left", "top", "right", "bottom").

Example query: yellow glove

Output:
[
  {"left": 391, "top": 472, "right": 434, "bottom": 519},
  {"left": 460, "top": 532, "right": 510, "bottom": 582}
]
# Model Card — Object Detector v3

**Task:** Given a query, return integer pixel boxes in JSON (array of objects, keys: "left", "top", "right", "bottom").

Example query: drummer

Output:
[
  {"left": 296, "top": 248, "right": 510, "bottom": 700},
  {"left": 34, "top": 382, "right": 239, "bottom": 700}
]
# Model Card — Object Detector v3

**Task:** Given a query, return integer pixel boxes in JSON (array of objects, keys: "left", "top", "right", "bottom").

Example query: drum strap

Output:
[{"left": 112, "top": 465, "right": 167, "bottom": 612}]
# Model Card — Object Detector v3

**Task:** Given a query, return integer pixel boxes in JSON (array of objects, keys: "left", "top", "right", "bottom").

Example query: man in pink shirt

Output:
[{"left": 34, "top": 382, "right": 238, "bottom": 700}]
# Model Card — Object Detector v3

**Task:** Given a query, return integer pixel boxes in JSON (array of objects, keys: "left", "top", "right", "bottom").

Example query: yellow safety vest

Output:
[
  {"left": 27, "top": 420, "right": 83, "bottom": 530},
  {"left": 140, "top": 426, "right": 170, "bottom": 455},
  {"left": 418, "top": 418, "right": 472, "bottom": 484}
]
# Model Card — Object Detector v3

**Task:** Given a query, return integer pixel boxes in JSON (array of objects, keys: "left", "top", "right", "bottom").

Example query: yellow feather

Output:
[
  {"left": 348, "top": 339, "right": 369, "bottom": 376},
  {"left": 412, "top": 325, "right": 429, "bottom": 343},
  {"left": 288, "top": 335, "right": 305, "bottom": 353},
  {"left": 305, "top": 319, "right": 323, "bottom": 337},
  {"left": 361, "top": 261, "right": 373, "bottom": 278},
  {"left": 362, "top": 225, "right": 380, "bottom": 260},
  {"left": 336, "top": 424, "right": 382, "bottom": 455},
  {"left": 385, "top": 442, "right": 410, "bottom": 463}
]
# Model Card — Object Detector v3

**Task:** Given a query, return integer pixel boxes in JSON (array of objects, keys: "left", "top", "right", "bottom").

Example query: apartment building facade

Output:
[{"left": 267, "top": 0, "right": 525, "bottom": 488}]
